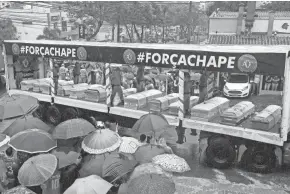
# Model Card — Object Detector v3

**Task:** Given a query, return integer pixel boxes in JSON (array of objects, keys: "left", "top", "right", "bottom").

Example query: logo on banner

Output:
[
  {"left": 77, "top": 47, "right": 87, "bottom": 60},
  {"left": 12, "top": 44, "right": 20, "bottom": 55},
  {"left": 237, "top": 54, "right": 257, "bottom": 73},
  {"left": 123, "top": 49, "right": 136, "bottom": 64}
]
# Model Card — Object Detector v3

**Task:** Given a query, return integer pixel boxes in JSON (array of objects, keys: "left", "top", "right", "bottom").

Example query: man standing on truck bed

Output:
[{"left": 110, "top": 67, "right": 124, "bottom": 106}]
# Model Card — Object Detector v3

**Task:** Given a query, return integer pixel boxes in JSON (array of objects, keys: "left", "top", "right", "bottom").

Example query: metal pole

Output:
[
  {"left": 47, "top": 12, "right": 50, "bottom": 29},
  {"left": 187, "top": 1, "right": 192, "bottom": 44}
]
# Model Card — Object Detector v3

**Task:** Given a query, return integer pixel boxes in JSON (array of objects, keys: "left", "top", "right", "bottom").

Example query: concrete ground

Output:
[{"left": 173, "top": 129, "right": 290, "bottom": 193}]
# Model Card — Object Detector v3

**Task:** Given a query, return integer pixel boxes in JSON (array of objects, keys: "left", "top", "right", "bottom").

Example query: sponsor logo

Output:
[
  {"left": 22, "top": 58, "right": 29, "bottom": 68},
  {"left": 123, "top": 49, "right": 136, "bottom": 64},
  {"left": 12, "top": 44, "right": 20, "bottom": 55},
  {"left": 237, "top": 54, "right": 257, "bottom": 73},
  {"left": 77, "top": 47, "right": 87, "bottom": 60},
  {"left": 19, "top": 45, "right": 77, "bottom": 58}
]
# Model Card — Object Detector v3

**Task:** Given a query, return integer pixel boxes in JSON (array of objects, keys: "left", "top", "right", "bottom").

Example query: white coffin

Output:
[
  {"left": 221, "top": 101, "right": 255, "bottom": 125},
  {"left": 191, "top": 97, "right": 230, "bottom": 121},
  {"left": 84, "top": 84, "right": 106, "bottom": 102},
  {"left": 140, "top": 89, "right": 163, "bottom": 104},
  {"left": 20, "top": 80, "right": 37, "bottom": 91},
  {"left": 65, "top": 83, "right": 89, "bottom": 97},
  {"left": 169, "top": 96, "right": 199, "bottom": 116},
  {"left": 69, "top": 87, "right": 88, "bottom": 99},
  {"left": 251, "top": 105, "right": 282, "bottom": 131},
  {"left": 123, "top": 88, "right": 137, "bottom": 97},
  {"left": 124, "top": 93, "right": 147, "bottom": 110},
  {"left": 149, "top": 93, "right": 179, "bottom": 112}
]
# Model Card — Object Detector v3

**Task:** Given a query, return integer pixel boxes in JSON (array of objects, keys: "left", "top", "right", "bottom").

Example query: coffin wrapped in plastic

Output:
[
  {"left": 123, "top": 88, "right": 137, "bottom": 97},
  {"left": 191, "top": 97, "right": 230, "bottom": 121},
  {"left": 68, "top": 83, "right": 89, "bottom": 99},
  {"left": 20, "top": 80, "right": 37, "bottom": 91},
  {"left": 84, "top": 84, "right": 106, "bottom": 102},
  {"left": 57, "top": 80, "right": 74, "bottom": 96},
  {"left": 169, "top": 96, "right": 199, "bottom": 115},
  {"left": 251, "top": 105, "right": 282, "bottom": 131},
  {"left": 149, "top": 93, "right": 179, "bottom": 112},
  {"left": 38, "top": 78, "right": 52, "bottom": 95},
  {"left": 65, "top": 83, "right": 89, "bottom": 97},
  {"left": 124, "top": 93, "right": 147, "bottom": 110},
  {"left": 140, "top": 89, "right": 163, "bottom": 104},
  {"left": 32, "top": 81, "right": 41, "bottom": 92},
  {"left": 220, "top": 101, "right": 255, "bottom": 126}
]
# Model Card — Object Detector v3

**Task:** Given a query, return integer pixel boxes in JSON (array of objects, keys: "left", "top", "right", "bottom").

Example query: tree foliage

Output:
[
  {"left": 260, "top": 1, "right": 290, "bottom": 11},
  {"left": 36, "top": 27, "right": 61, "bottom": 40},
  {"left": 0, "top": 18, "right": 17, "bottom": 44},
  {"left": 205, "top": 1, "right": 241, "bottom": 16},
  {"left": 66, "top": 1, "right": 201, "bottom": 42}
]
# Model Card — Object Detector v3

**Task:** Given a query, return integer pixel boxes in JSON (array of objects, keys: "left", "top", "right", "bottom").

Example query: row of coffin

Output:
[{"left": 20, "top": 78, "right": 282, "bottom": 131}]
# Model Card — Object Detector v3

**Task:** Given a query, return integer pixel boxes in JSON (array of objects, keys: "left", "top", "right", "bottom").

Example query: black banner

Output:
[{"left": 4, "top": 42, "right": 286, "bottom": 76}]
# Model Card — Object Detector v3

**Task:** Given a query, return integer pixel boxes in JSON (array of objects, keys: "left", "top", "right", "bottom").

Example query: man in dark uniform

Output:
[
  {"left": 14, "top": 59, "right": 23, "bottom": 89},
  {"left": 53, "top": 64, "right": 59, "bottom": 95},
  {"left": 198, "top": 68, "right": 208, "bottom": 104},
  {"left": 110, "top": 67, "right": 124, "bottom": 106},
  {"left": 73, "top": 62, "right": 81, "bottom": 84}
]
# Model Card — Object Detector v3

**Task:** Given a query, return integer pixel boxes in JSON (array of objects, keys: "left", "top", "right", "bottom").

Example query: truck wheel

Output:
[
  {"left": 46, "top": 105, "right": 62, "bottom": 125},
  {"left": 62, "top": 107, "right": 78, "bottom": 121},
  {"left": 206, "top": 136, "right": 236, "bottom": 169},
  {"left": 33, "top": 104, "right": 45, "bottom": 120},
  {"left": 241, "top": 145, "right": 276, "bottom": 173}
]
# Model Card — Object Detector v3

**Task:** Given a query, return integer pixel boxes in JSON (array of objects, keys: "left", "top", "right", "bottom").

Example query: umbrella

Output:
[
  {"left": 51, "top": 148, "right": 80, "bottom": 169},
  {"left": 152, "top": 154, "right": 191, "bottom": 173},
  {"left": 132, "top": 113, "right": 169, "bottom": 136},
  {"left": 134, "top": 144, "right": 167, "bottom": 164},
  {"left": 64, "top": 175, "right": 113, "bottom": 194},
  {"left": 153, "top": 125, "right": 178, "bottom": 147},
  {"left": 102, "top": 153, "right": 138, "bottom": 183},
  {"left": 2, "top": 115, "right": 51, "bottom": 137},
  {"left": 9, "top": 129, "right": 57, "bottom": 154},
  {"left": 18, "top": 154, "right": 57, "bottom": 186},
  {"left": 129, "top": 163, "right": 172, "bottom": 182},
  {"left": 0, "top": 94, "right": 38, "bottom": 120},
  {"left": 2, "top": 185, "right": 36, "bottom": 194},
  {"left": 119, "top": 137, "right": 143, "bottom": 154},
  {"left": 82, "top": 128, "right": 122, "bottom": 154},
  {"left": 0, "top": 134, "right": 10, "bottom": 148},
  {"left": 78, "top": 153, "right": 111, "bottom": 178},
  {"left": 127, "top": 173, "right": 176, "bottom": 194},
  {"left": 52, "top": 118, "right": 95, "bottom": 140}
]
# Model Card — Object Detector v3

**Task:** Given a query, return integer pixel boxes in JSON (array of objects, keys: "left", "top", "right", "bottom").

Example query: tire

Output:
[
  {"left": 62, "top": 107, "right": 78, "bottom": 121},
  {"left": 46, "top": 105, "right": 62, "bottom": 125},
  {"left": 206, "top": 136, "right": 236, "bottom": 169},
  {"left": 33, "top": 103, "right": 45, "bottom": 120},
  {"left": 241, "top": 146, "right": 276, "bottom": 173}
]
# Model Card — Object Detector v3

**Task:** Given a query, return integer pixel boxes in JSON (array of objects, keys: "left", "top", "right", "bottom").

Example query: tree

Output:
[
  {"left": 36, "top": 27, "right": 61, "bottom": 40},
  {"left": 206, "top": 1, "right": 241, "bottom": 16},
  {"left": 260, "top": 1, "right": 290, "bottom": 11},
  {"left": 67, "top": 1, "right": 118, "bottom": 41},
  {"left": 0, "top": 18, "right": 17, "bottom": 44}
]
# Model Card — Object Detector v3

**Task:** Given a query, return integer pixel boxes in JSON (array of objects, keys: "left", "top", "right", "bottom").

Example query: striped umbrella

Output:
[
  {"left": 127, "top": 173, "right": 176, "bottom": 194},
  {"left": 102, "top": 153, "right": 138, "bottom": 183},
  {"left": 52, "top": 119, "right": 95, "bottom": 140},
  {"left": 119, "top": 137, "right": 143, "bottom": 154},
  {"left": 18, "top": 154, "right": 57, "bottom": 186},
  {"left": 2, "top": 115, "right": 51, "bottom": 137},
  {"left": 81, "top": 128, "right": 122, "bottom": 154},
  {"left": 9, "top": 129, "right": 57, "bottom": 154}
]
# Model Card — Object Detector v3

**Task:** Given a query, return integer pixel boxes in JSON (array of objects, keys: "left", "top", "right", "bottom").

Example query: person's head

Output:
[
  {"left": 140, "top": 134, "right": 147, "bottom": 143},
  {"left": 54, "top": 63, "right": 58, "bottom": 68},
  {"left": 5, "top": 147, "right": 13, "bottom": 157},
  {"left": 61, "top": 64, "right": 65, "bottom": 67}
]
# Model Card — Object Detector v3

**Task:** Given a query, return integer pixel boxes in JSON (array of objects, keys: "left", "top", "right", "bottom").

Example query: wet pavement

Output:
[{"left": 174, "top": 129, "right": 290, "bottom": 193}]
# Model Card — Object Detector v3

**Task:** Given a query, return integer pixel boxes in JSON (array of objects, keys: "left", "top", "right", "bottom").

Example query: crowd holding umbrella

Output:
[{"left": 0, "top": 94, "right": 191, "bottom": 194}]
